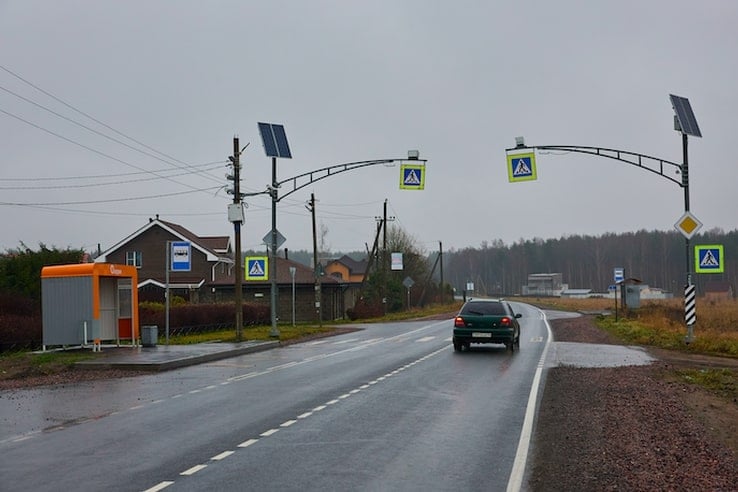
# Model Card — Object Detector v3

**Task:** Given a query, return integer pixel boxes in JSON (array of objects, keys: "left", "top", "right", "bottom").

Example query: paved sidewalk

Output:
[{"left": 74, "top": 340, "right": 280, "bottom": 372}]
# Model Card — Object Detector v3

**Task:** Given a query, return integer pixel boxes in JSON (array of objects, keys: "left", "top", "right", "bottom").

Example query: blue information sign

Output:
[{"left": 171, "top": 241, "right": 191, "bottom": 271}]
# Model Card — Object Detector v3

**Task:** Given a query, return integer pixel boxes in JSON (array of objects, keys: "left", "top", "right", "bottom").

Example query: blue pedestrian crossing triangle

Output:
[
  {"left": 250, "top": 261, "right": 265, "bottom": 276},
  {"left": 700, "top": 251, "right": 719, "bottom": 267},
  {"left": 514, "top": 159, "right": 532, "bottom": 176},
  {"left": 404, "top": 169, "right": 421, "bottom": 185},
  {"left": 507, "top": 152, "right": 537, "bottom": 182}
]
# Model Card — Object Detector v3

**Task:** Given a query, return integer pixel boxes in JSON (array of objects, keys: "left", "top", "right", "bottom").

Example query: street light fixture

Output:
[
  {"left": 256, "top": 122, "right": 427, "bottom": 336},
  {"left": 506, "top": 95, "right": 701, "bottom": 343}
]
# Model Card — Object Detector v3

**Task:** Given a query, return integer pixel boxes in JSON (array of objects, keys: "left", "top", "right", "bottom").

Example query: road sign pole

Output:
[
  {"left": 270, "top": 156, "right": 279, "bottom": 338},
  {"left": 681, "top": 132, "right": 696, "bottom": 343},
  {"left": 165, "top": 241, "right": 170, "bottom": 345}
]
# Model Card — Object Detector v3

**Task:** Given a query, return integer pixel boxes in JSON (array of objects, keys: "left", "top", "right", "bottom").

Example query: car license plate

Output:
[{"left": 472, "top": 332, "right": 492, "bottom": 338}]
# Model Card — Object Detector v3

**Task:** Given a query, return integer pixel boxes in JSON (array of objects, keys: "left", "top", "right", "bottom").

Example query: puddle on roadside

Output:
[{"left": 549, "top": 342, "right": 655, "bottom": 368}]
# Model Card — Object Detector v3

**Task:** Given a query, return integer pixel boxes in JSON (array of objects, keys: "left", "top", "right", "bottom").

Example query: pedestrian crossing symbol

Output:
[
  {"left": 245, "top": 256, "right": 269, "bottom": 280},
  {"left": 400, "top": 164, "right": 425, "bottom": 190},
  {"left": 695, "top": 245, "right": 724, "bottom": 273},
  {"left": 507, "top": 152, "right": 537, "bottom": 182}
]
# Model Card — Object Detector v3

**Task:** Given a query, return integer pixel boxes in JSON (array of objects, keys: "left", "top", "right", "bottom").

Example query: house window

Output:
[{"left": 126, "top": 251, "right": 142, "bottom": 268}]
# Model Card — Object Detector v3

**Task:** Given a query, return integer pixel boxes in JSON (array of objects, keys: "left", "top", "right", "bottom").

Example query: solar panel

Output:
[
  {"left": 257, "top": 122, "right": 292, "bottom": 159},
  {"left": 669, "top": 94, "right": 702, "bottom": 138},
  {"left": 271, "top": 124, "right": 292, "bottom": 159}
]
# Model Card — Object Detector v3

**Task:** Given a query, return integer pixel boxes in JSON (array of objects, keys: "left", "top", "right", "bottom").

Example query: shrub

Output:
[
  {"left": 139, "top": 302, "right": 269, "bottom": 331},
  {"left": 346, "top": 299, "right": 384, "bottom": 320}
]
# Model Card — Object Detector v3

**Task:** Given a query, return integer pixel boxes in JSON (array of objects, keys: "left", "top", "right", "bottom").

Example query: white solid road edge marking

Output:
[{"left": 506, "top": 309, "right": 552, "bottom": 492}]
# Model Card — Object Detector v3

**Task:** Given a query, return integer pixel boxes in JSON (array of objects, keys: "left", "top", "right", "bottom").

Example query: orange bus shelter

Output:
[{"left": 41, "top": 263, "right": 139, "bottom": 349}]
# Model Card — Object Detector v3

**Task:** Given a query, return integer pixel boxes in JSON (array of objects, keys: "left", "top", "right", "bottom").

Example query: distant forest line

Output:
[
  {"left": 442, "top": 229, "right": 737, "bottom": 296},
  {"left": 280, "top": 229, "right": 737, "bottom": 297}
]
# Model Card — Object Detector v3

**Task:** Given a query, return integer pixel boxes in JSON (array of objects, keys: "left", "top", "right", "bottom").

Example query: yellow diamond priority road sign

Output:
[{"left": 674, "top": 211, "right": 702, "bottom": 239}]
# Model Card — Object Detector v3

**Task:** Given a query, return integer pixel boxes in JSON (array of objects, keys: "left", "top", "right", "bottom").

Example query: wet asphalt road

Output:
[{"left": 0, "top": 303, "right": 641, "bottom": 492}]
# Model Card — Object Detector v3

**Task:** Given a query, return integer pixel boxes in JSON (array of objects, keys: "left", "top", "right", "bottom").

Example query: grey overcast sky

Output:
[{"left": 1, "top": 1, "right": 736, "bottom": 255}]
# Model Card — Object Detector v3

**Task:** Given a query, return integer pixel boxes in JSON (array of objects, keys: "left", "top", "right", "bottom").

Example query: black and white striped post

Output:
[{"left": 684, "top": 283, "right": 696, "bottom": 342}]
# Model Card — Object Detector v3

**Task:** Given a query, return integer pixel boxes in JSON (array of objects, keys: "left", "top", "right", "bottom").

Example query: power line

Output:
[
  {"left": 0, "top": 185, "right": 223, "bottom": 206},
  {"left": 0, "top": 107, "right": 218, "bottom": 194},
  {"left": 0, "top": 64, "right": 218, "bottom": 181},
  {"left": 0, "top": 204, "right": 225, "bottom": 218},
  {"left": 0, "top": 163, "right": 224, "bottom": 190},
  {"left": 0, "top": 160, "right": 225, "bottom": 182},
  {"left": 0, "top": 83, "right": 221, "bottom": 185}
]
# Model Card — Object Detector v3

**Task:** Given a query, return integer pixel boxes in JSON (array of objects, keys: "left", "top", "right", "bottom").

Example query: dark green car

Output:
[{"left": 452, "top": 299, "right": 521, "bottom": 352}]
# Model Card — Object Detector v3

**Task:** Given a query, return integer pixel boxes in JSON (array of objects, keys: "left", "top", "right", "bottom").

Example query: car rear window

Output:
[{"left": 460, "top": 302, "right": 506, "bottom": 315}]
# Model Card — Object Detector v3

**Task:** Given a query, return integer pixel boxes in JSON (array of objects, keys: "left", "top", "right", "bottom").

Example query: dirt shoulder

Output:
[{"left": 528, "top": 315, "right": 738, "bottom": 491}]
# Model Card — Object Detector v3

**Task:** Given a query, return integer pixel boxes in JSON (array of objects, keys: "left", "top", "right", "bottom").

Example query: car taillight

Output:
[
  {"left": 500, "top": 317, "right": 511, "bottom": 326},
  {"left": 454, "top": 316, "right": 465, "bottom": 328}
]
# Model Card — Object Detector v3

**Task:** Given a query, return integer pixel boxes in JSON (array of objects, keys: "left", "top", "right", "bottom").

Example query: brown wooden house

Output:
[
  {"left": 94, "top": 216, "right": 233, "bottom": 303},
  {"left": 324, "top": 255, "right": 369, "bottom": 313},
  {"left": 95, "top": 217, "right": 348, "bottom": 321}
]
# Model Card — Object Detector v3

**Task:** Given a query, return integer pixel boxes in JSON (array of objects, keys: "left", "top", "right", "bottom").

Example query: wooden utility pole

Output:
[
  {"left": 229, "top": 137, "right": 243, "bottom": 341},
  {"left": 439, "top": 240, "right": 444, "bottom": 303},
  {"left": 308, "top": 193, "right": 322, "bottom": 325}
]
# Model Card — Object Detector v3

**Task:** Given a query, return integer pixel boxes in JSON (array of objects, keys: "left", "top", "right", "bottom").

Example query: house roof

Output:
[
  {"left": 95, "top": 217, "right": 231, "bottom": 263},
  {"left": 327, "top": 255, "right": 368, "bottom": 275},
  {"left": 210, "top": 257, "right": 341, "bottom": 286},
  {"left": 199, "top": 236, "right": 230, "bottom": 254}
]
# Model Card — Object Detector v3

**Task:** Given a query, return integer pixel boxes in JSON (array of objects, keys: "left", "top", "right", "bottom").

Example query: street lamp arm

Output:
[
  {"left": 506, "top": 145, "right": 683, "bottom": 187},
  {"left": 276, "top": 158, "right": 427, "bottom": 201}
]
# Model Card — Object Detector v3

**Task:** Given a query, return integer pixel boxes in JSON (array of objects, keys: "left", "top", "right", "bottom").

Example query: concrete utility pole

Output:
[{"left": 307, "top": 193, "right": 322, "bottom": 325}]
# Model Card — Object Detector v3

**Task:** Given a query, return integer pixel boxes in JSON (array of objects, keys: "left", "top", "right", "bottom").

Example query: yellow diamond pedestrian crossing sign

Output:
[{"left": 507, "top": 152, "right": 537, "bottom": 182}]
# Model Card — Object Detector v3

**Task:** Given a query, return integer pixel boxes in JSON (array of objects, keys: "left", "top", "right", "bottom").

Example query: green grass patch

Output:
[
  {"left": 0, "top": 349, "right": 97, "bottom": 379},
  {"left": 165, "top": 324, "right": 340, "bottom": 345},
  {"left": 595, "top": 316, "right": 685, "bottom": 349},
  {"left": 164, "top": 302, "right": 461, "bottom": 344},
  {"left": 675, "top": 368, "right": 738, "bottom": 400},
  {"left": 366, "top": 302, "right": 461, "bottom": 322}
]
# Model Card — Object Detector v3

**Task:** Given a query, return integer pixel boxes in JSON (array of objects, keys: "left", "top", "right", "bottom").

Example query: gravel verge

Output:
[{"left": 528, "top": 315, "right": 738, "bottom": 491}]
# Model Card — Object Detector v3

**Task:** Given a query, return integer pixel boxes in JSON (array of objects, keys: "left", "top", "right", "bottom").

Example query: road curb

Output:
[{"left": 74, "top": 341, "right": 280, "bottom": 372}]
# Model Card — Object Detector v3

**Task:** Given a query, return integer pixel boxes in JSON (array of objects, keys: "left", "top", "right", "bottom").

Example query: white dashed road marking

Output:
[
  {"left": 148, "top": 341, "right": 450, "bottom": 491},
  {"left": 180, "top": 464, "right": 207, "bottom": 476}
]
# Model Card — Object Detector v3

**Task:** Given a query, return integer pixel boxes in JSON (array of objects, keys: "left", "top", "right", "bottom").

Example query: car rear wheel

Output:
[{"left": 453, "top": 341, "right": 462, "bottom": 352}]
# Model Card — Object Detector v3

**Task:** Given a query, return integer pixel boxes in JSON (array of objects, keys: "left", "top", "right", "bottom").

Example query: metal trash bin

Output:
[{"left": 141, "top": 325, "right": 158, "bottom": 347}]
